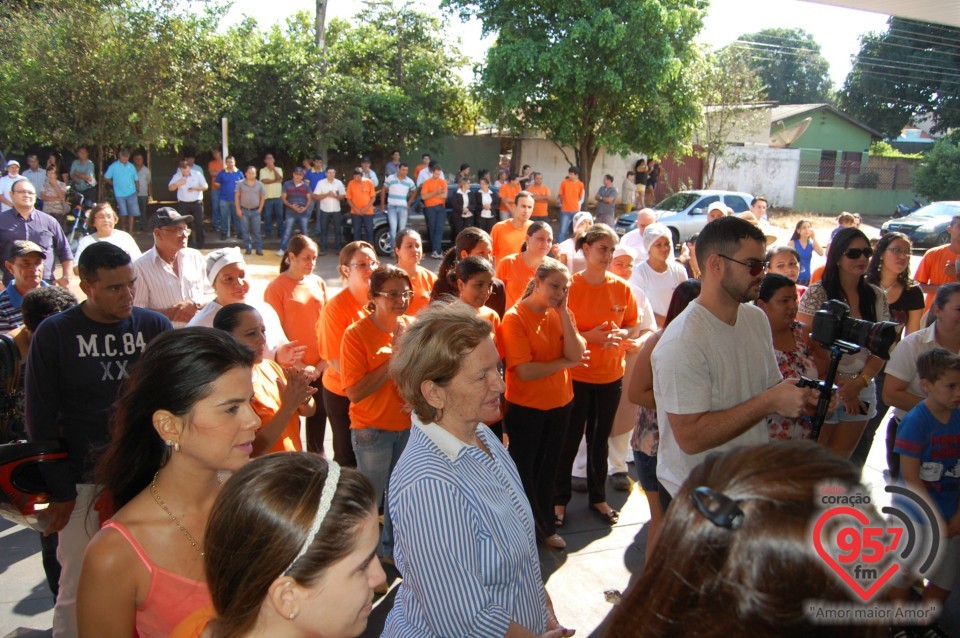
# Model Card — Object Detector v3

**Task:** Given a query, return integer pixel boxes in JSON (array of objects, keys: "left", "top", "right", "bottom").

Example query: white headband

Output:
[{"left": 284, "top": 461, "right": 341, "bottom": 575}]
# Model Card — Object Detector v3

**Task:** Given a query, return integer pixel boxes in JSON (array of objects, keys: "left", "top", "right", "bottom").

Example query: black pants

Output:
[
  {"left": 304, "top": 374, "right": 329, "bottom": 455},
  {"left": 179, "top": 200, "right": 204, "bottom": 249},
  {"left": 39, "top": 532, "right": 60, "bottom": 599},
  {"left": 885, "top": 414, "right": 902, "bottom": 480},
  {"left": 322, "top": 386, "right": 356, "bottom": 467},
  {"left": 450, "top": 212, "right": 475, "bottom": 239},
  {"left": 476, "top": 214, "right": 496, "bottom": 234},
  {"left": 505, "top": 400, "right": 572, "bottom": 539},
  {"left": 850, "top": 372, "right": 888, "bottom": 470},
  {"left": 657, "top": 480, "right": 673, "bottom": 512},
  {"left": 555, "top": 379, "right": 622, "bottom": 506}
]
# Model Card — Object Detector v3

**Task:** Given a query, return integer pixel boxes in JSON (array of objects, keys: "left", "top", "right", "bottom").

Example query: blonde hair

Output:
[{"left": 390, "top": 303, "right": 493, "bottom": 423}]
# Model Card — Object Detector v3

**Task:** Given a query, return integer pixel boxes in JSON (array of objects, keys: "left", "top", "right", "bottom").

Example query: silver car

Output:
[{"left": 615, "top": 189, "right": 755, "bottom": 246}]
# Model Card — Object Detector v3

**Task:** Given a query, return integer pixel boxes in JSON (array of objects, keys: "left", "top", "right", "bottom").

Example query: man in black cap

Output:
[
  {"left": 132, "top": 207, "right": 211, "bottom": 327},
  {"left": 0, "top": 240, "right": 48, "bottom": 331},
  {"left": 359, "top": 155, "right": 379, "bottom": 188}
]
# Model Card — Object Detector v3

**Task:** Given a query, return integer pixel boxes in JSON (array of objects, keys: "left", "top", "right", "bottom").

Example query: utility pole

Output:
[{"left": 315, "top": 0, "right": 328, "bottom": 163}]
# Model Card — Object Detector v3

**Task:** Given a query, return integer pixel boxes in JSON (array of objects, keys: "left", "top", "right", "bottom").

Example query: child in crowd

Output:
[
  {"left": 829, "top": 211, "right": 857, "bottom": 242},
  {"left": 892, "top": 348, "right": 960, "bottom": 610}
]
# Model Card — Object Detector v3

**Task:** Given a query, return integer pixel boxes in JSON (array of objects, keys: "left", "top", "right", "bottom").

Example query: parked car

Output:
[
  {"left": 339, "top": 183, "right": 480, "bottom": 256},
  {"left": 615, "top": 190, "right": 754, "bottom": 247},
  {"left": 880, "top": 201, "right": 960, "bottom": 249}
]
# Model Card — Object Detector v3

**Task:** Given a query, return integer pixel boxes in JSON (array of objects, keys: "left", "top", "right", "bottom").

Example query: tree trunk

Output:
[
  {"left": 315, "top": 0, "right": 327, "bottom": 49},
  {"left": 576, "top": 138, "right": 600, "bottom": 201},
  {"left": 315, "top": 0, "right": 328, "bottom": 165},
  {"left": 97, "top": 145, "right": 104, "bottom": 202}
]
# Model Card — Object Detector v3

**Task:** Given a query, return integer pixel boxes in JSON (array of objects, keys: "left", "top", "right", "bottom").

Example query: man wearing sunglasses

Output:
[
  {"left": 651, "top": 216, "right": 820, "bottom": 509},
  {"left": 915, "top": 215, "right": 960, "bottom": 313}
]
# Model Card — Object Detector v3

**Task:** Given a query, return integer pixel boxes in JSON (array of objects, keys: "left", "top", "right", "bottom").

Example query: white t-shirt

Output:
[
  {"left": 556, "top": 238, "right": 586, "bottom": 275},
  {"left": 0, "top": 175, "right": 26, "bottom": 212},
  {"left": 630, "top": 261, "right": 688, "bottom": 317},
  {"left": 653, "top": 301, "right": 782, "bottom": 496},
  {"left": 884, "top": 324, "right": 957, "bottom": 419},
  {"left": 627, "top": 281, "right": 657, "bottom": 334},
  {"left": 74, "top": 231, "right": 142, "bottom": 264},
  {"left": 313, "top": 178, "right": 346, "bottom": 213},
  {"left": 187, "top": 299, "right": 288, "bottom": 361}
]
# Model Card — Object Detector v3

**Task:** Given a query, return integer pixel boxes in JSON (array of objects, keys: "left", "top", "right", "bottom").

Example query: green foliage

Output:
[
  {"left": 840, "top": 17, "right": 960, "bottom": 139},
  {"left": 914, "top": 132, "right": 960, "bottom": 201},
  {"left": 734, "top": 28, "right": 831, "bottom": 104},
  {"left": 868, "top": 141, "right": 921, "bottom": 159},
  {"left": 695, "top": 46, "right": 767, "bottom": 187},
  {"left": 449, "top": 0, "right": 706, "bottom": 189}
]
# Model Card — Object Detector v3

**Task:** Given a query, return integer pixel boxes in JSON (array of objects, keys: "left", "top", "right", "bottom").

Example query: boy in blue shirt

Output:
[{"left": 893, "top": 347, "right": 960, "bottom": 607}]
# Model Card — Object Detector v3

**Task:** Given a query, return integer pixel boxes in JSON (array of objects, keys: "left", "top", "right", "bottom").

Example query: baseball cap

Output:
[
  {"left": 7, "top": 240, "right": 46, "bottom": 261},
  {"left": 6, "top": 160, "right": 19, "bottom": 168},
  {"left": 150, "top": 206, "right": 193, "bottom": 229},
  {"left": 205, "top": 246, "right": 245, "bottom": 285}
]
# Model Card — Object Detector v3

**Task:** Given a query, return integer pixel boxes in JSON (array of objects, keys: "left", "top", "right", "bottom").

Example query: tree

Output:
[
  {"left": 913, "top": 132, "right": 960, "bottom": 202},
  {"left": 447, "top": 0, "right": 705, "bottom": 191},
  {"left": 839, "top": 17, "right": 960, "bottom": 139},
  {"left": 733, "top": 28, "right": 831, "bottom": 104},
  {"left": 694, "top": 46, "right": 767, "bottom": 188}
]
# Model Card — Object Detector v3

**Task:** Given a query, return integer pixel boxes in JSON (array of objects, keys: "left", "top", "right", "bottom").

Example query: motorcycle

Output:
[{"left": 893, "top": 199, "right": 924, "bottom": 218}]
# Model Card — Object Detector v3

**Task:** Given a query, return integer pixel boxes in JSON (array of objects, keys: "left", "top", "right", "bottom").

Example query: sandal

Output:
[{"left": 590, "top": 504, "right": 620, "bottom": 525}]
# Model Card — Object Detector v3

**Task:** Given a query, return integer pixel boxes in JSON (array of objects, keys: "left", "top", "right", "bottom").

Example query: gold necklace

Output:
[{"left": 150, "top": 470, "right": 219, "bottom": 557}]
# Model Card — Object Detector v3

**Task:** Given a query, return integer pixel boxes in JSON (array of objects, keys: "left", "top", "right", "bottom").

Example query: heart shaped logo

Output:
[{"left": 812, "top": 506, "right": 902, "bottom": 602}]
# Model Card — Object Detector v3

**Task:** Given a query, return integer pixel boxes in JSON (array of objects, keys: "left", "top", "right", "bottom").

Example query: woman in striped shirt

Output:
[{"left": 384, "top": 303, "right": 574, "bottom": 638}]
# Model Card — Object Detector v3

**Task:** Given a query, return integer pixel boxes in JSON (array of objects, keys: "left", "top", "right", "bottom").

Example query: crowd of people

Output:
[{"left": 0, "top": 147, "right": 959, "bottom": 637}]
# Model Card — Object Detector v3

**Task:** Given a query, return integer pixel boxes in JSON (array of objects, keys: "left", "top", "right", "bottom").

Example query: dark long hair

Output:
[
  {"left": 438, "top": 226, "right": 493, "bottom": 286},
  {"left": 206, "top": 454, "right": 375, "bottom": 638},
  {"left": 865, "top": 231, "right": 914, "bottom": 290},
  {"left": 279, "top": 235, "right": 318, "bottom": 273},
  {"left": 821, "top": 227, "right": 879, "bottom": 321},
  {"left": 95, "top": 328, "right": 257, "bottom": 510},
  {"left": 664, "top": 279, "right": 701, "bottom": 327},
  {"left": 604, "top": 442, "right": 880, "bottom": 638}
]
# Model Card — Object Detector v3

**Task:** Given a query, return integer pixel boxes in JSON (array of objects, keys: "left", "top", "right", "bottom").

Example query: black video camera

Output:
[{"left": 810, "top": 299, "right": 899, "bottom": 360}]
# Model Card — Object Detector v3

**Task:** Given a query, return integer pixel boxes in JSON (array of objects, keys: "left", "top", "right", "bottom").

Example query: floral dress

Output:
[{"left": 766, "top": 323, "right": 818, "bottom": 441}]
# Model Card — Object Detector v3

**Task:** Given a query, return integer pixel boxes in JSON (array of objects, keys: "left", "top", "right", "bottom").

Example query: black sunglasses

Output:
[
  {"left": 843, "top": 247, "right": 873, "bottom": 260},
  {"left": 719, "top": 254, "right": 768, "bottom": 276}
]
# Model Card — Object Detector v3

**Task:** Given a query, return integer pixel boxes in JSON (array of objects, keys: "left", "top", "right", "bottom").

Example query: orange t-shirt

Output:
[
  {"left": 169, "top": 605, "right": 215, "bottom": 638},
  {"left": 478, "top": 304, "right": 503, "bottom": 356},
  {"left": 568, "top": 271, "right": 639, "bottom": 384},
  {"left": 558, "top": 178, "right": 584, "bottom": 213},
  {"left": 208, "top": 159, "right": 223, "bottom": 190},
  {"left": 407, "top": 265, "right": 438, "bottom": 315},
  {"left": 809, "top": 264, "right": 824, "bottom": 285},
  {"left": 914, "top": 244, "right": 959, "bottom": 311},
  {"left": 526, "top": 183, "right": 550, "bottom": 218},
  {"left": 346, "top": 179, "right": 376, "bottom": 214},
  {"left": 318, "top": 289, "right": 368, "bottom": 395},
  {"left": 495, "top": 253, "right": 536, "bottom": 310},
  {"left": 498, "top": 182, "right": 521, "bottom": 214},
  {"left": 501, "top": 302, "right": 574, "bottom": 410},
  {"left": 421, "top": 177, "right": 448, "bottom": 207},
  {"left": 340, "top": 315, "right": 413, "bottom": 431},
  {"left": 252, "top": 359, "right": 304, "bottom": 454},
  {"left": 491, "top": 219, "right": 531, "bottom": 262},
  {"left": 263, "top": 274, "right": 328, "bottom": 366}
]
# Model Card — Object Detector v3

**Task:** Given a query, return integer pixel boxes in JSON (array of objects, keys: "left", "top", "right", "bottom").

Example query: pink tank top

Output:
[{"left": 102, "top": 521, "right": 212, "bottom": 638}]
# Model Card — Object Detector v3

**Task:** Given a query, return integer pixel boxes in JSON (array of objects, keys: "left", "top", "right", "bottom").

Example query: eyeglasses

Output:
[
  {"left": 719, "top": 254, "right": 768, "bottom": 276},
  {"left": 349, "top": 261, "right": 379, "bottom": 271},
  {"left": 843, "top": 247, "right": 873, "bottom": 260},
  {"left": 885, "top": 247, "right": 911, "bottom": 256},
  {"left": 374, "top": 290, "right": 414, "bottom": 300},
  {"left": 11, "top": 190, "right": 36, "bottom": 197},
  {"left": 159, "top": 227, "right": 191, "bottom": 236}
]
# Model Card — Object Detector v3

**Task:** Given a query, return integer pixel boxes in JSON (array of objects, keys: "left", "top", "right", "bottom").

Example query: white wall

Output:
[
  {"left": 515, "top": 138, "right": 640, "bottom": 197},
  {"left": 710, "top": 146, "right": 800, "bottom": 208}
]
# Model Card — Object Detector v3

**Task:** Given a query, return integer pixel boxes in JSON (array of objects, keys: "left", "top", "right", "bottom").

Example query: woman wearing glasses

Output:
[
  {"left": 798, "top": 227, "right": 890, "bottom": 458},
  {"left": 318, "top": 241, "right": 378, "bottom": 468},
  {"left": 341, "top": 265, "right": 414, "bottom": 565}
]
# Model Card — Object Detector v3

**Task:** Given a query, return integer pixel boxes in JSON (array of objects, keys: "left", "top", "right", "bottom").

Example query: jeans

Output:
[
  {"left": 281, "top": 209, "right": 310, "bottom": 250},
  {"left": 219, "top": 199, "right": 235, "bottom": 237},
  {"left": 240, "top": 207, "right": 262, "bottom": 250},
  {"left": 386, "top": 205, "right": 409, "bottom": 249},
  {"left": 210, "top": 190, "right": 220, "bottom": 229},
  {"left": 352, "top": 213, "right": 374, "bottom": 244},
  {"left": 115, "top": 194, "right": 139, "bottom": 218},
  {"left": 137, "top": 196, "right": 148, "bottom": 230},
  {"left": 351, "top": 427, "right": 410, "bottom": 557},
  {"left": 317, "top": 209, "right": 342, "bottom": 251},
  {"left": 423, "top": 205, "right": 446, "bottom": 255},
  {"left": 178, "top": 199, "right": 204, "bottom": 249},
  {"left": 262, "top": 198, "right": 283, "bottom": 238},
  {"left": 557, "top": 211, "right": 576, "bottom": 243}
]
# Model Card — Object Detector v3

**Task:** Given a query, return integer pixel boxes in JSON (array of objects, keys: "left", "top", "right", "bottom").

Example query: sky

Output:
[{"left": 223, "top": 0, "right": 892, "bottom": 89}]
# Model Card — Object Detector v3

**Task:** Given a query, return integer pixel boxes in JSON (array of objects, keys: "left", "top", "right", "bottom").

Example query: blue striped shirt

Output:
[
  {"left": 0, "top": 280, "right": 48, "bottom": 331},
  {"left": 384, "top": 175, "right": 415, "bottom": 209},
  {"left": 382, "top": 418, "right": 548, "bottom": 637}
]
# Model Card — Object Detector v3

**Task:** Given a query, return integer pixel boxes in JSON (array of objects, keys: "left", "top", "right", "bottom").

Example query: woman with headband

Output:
[{"left": 172, "top": 454, "right": 384, "bottom": 638}]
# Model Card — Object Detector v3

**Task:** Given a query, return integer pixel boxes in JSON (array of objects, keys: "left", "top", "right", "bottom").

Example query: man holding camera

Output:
[{"left": 652, "top": 217, "right": 818, "bottom": 509}]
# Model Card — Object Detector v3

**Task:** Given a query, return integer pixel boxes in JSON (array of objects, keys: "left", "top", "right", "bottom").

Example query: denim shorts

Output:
[
  {"left": 632, "top": 450, "right": 658, "bottom": 491},
  {"left": 827, "top": 378, "right": 877, "bottom": 423}
]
